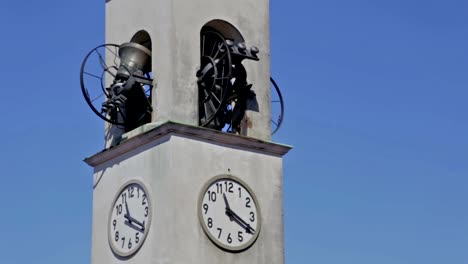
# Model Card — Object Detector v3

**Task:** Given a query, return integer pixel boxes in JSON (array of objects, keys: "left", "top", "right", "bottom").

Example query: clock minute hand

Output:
[
  {"left": 225, "top": 207, "right": 255, "bottom": 234},
  {"left": 124, "top": 220, "right": 145, "bottom": 233},
  {"left": 125, "top": 214, "right": 145, "bottom": 229}
]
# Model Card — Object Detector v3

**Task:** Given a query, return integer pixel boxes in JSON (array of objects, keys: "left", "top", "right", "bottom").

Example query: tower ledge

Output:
[{"left": 85, "top": 122, "right": 292, "bottom": 168}]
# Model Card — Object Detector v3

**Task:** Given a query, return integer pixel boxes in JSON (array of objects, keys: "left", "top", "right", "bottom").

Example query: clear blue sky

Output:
[{"left": 0, "top": 0, "right": 467, "bottom": 263}]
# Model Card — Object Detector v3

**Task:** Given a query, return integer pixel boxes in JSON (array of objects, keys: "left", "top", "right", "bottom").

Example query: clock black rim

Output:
[
  {"left": 197, "top": 174, "right": 262, "bottom": 253},
  {"left": 107, "top": 179, "right": 152, "bottom": 259}
]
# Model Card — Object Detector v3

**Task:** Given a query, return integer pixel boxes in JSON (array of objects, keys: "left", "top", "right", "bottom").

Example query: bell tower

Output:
[
  {"left": 104, "top": 0, "right": 273, "bottom": 145},
  {"left": 81, "top": 0, "right": 290, "bottom": 263}
]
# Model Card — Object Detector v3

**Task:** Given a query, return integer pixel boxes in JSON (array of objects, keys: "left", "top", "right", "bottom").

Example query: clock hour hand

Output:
[
  {"left": 223, "top": 193, "right": 236, "bottom": 222},
  {"left": 223, "top": 193, "right": 231, "bottom": 210},
  {"left": 124, "top": 201, "right": 131, "bottom": 220}
]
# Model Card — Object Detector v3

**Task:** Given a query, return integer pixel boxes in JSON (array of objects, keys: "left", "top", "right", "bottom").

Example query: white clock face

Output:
[
  {"left": 198, "top": 175, "right": 261, "bottom": 252},
  {"left": 108, "top": 181, "right": 151, "bottom": 257}
]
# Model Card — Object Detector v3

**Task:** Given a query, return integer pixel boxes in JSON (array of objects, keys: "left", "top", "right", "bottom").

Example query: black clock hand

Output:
[
  {"left": 124, "top": 201, "right": 132, "bottom": 222},
  {"left": 223, "top": 193, "right": 255, "bottom": 234},
  {"left": 123, "top": 203, "right": 145, "bottom": 230},
  {"left": 124, "top": 220, "right": 145, "bottom": 232},
  {"left": 124, "top": 214, "right": 145, "bottom": 229},
  {"left": 223, "top": 193, "right": 236, "bottom": 222},
  {"left": 225, "top": 207, "right": 255, "bottom": 234},
  {"left": 223, "top": 193, "right": 231, "bottom": 210}
]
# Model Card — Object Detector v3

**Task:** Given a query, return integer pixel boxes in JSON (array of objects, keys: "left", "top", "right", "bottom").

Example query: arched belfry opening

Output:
[
  {"left": 201, "top": 20, "right": 245, "bottom": 45},
  {"left": 197, "top": 20, "right": 259, "bottom": 133},
  {"left": 131, "top": 30, "right": 152, "bottom": 53}
]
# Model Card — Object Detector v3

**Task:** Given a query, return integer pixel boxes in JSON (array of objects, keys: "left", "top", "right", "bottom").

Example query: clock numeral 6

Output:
[
  {"left": 128, "top": 238, "right": 132, "bottom": 249},
  {"left": 227, "top": 233, "right": 232, "bottom": 244}
]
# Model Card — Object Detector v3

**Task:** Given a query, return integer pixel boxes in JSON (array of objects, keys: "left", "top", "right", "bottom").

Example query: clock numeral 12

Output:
[{"left": 224, "top": 182, "right": 233, "bottom": 193}]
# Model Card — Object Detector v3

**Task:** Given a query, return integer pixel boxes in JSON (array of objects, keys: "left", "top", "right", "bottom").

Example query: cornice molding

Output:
[{"left": 84, "top": 122, "right": 292, "bottom": 167}]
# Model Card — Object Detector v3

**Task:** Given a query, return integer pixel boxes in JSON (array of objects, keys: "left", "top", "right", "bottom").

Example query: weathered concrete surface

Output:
[
  {"left": 105, "top": 0, "right": 272, "bottom": 148},
  {"left": 87, "top": 122, "right": 290, "bottom": 264}
]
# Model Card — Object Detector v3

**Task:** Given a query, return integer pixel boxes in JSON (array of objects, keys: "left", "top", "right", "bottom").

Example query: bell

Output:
[{"left": 116, "top": 42, "right": 152, "bottom": 78}]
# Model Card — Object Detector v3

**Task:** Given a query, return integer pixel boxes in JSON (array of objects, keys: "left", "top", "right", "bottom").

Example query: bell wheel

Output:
[
  {"left": 270, "top": 76, "right": 284, "bottom": 135},
  {"left": 80, "top": 43, "right": 127, "bottom": 126},
  {"left": 197, "top": 30, "right": 232, "bottom": 127}
]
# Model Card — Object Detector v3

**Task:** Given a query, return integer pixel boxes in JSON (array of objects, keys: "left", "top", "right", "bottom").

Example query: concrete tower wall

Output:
[{"left": 88, "top": 124, "right": 290, "bottom": 264}]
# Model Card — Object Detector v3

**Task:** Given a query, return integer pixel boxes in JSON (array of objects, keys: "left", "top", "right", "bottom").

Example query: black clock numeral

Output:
[
  {"left": 135, "top": 232, "right": 140, "bottom": 244},
  {"left": 203, "top": 204, "right": 209, "bottom": 214},
  {"left": 245, "top": 197, "right": 251, "bottom": 208},
  {"left": 238, "top": 231, "right": 243, "bottom": 242},
  {"left": 225, "top": 182, "right": 233, "bottom": 193},
  {"left": 238, "top": 187, "right": 242, "bottom": 198},
  {"left": 227, "top": 233, "right": 232, "bottom": 244},
  {"left": 112, "top": 219, "right": 117, "bottom": 230},
  {"left": 208, "top": 191, "right": 216, "bottom": 202},
  {"left": 142, "top": 194, "right": 147, "bottom": 205},
  {"left": 116, "top": 204, "right": 123, "bottom": 216},
  {"left": 121, "top": 237, "right": 126, "bottom": 248},
  {"left": 115, "top": 231, "right": 119, "bottom": 242},
  {"left": 137, "top": 188, "right": 140, "bottom": 198},
  {"left": 145, "top": 206, "right": 149, "bottom": 217},
  {"left": 128, "top": 186, "right": 135, "bottom": 198},
  {"left": 216, "top": 183, "right": 223, "bottom": 194},
  {"left": 217, "top": 227, "right": 222, "bottom": 239},
  {"left": 121, "top": 193, "right": 127, "bottom": 204},
  {"left": 128, "top": 238, "right": 132, "bottom": 249},
  {"left": 207, "top": 217, "right": 213, "bottom": 228},
  {"left": 250, "top": 211, "right": 255, "bottom": 222}
]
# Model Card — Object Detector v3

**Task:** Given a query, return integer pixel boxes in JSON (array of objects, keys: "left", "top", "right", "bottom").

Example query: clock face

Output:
[
  {"left": 108, "top": 180, "right": 151, "bottom": 258},
  {"left": 198, "top": 175, "right": 261, "bottom": 252}
]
